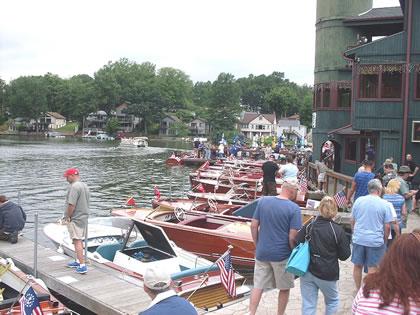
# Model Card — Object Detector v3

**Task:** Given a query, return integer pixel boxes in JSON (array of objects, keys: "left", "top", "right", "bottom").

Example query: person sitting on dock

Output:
[
  {"left": 140, "top": 266, "right": 197, "bottom": 315},
  {"left": 63, "top": 168, "right": 90, "bottom": 274},
  {"left": 0, "top": 195, "right": 26, "bottom": 244}
]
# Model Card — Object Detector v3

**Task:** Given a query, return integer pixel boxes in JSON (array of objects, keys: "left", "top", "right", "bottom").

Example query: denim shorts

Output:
[{"left": 351, "top": 243, "right": 386, "bottom": 267}]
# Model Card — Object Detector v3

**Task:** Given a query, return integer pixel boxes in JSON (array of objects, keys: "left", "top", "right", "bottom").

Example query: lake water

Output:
[{"left": 0, "top": 136, "right": 193, "bottom": 238}]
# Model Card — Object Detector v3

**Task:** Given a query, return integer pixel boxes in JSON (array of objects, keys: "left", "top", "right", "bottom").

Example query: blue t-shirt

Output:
[
  {"left": 352, "top": 194, "right": 394, "bottom": 247},
  {"left": 383, "top": 193, "right": 405, "bottom": 224},
  {"left": 139, "top": 295, "right": 197, "bottom": 315},
  {"left": 353, "top": 171, "right": 375, "bottom": 201},
  {"left": 253, "top": 196, "right": 302, "bottom": 261}
]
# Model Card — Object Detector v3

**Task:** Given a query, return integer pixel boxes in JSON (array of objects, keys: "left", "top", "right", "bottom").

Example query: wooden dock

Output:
[{"left": 0, "top": 237, "right": 151, "bottom": 315}]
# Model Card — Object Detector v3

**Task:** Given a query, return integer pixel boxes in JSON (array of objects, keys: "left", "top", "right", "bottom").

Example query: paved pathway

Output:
[{"left": 214, "top": 213, "right": 420, "bottom": 315}]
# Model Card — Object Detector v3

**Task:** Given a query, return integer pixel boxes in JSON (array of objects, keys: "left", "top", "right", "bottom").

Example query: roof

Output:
[
  {"left": 47, "top": 112, "right": 65, "bottom": 119},
  {"left": 191, "top": 118, "right": 207, "bottom": 123},
  {"left": 240, "top": 112, "right": 276, "bottom": 124},
  {"left": 344, "top": 7, "right": 402, "bottom": 22},
  {"left": 328, "top": 124, "right": 360, "bottom": 136},
  {"left": 163, "top": 114, "right": 181, "bottom": 122}
]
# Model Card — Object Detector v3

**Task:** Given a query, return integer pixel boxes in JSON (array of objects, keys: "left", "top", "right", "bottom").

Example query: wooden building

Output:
[{"left": 312, "top": 0, "right": 420, "bottom": 175}]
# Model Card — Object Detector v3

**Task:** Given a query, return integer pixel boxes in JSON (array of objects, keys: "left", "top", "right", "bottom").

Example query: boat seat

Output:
[
  {"left": 178, "top": 215, "right": 207, "bottom": 226},
  {"left": 95, "top": 243, "right": 123, "bottom": 261},
  {"left": 128, "top": 240, "right": 147, "bottom": 248}
]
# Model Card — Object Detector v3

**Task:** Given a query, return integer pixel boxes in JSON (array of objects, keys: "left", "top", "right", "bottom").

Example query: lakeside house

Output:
[
  {"left": 238, "top": 112, "right": 277, "bottom": 139},
  {"left": 189, "top": 118, "right": 209, "bottom": 136},
  {"left": 111, "top": 103, "right": 140, "bottom": 133},
  {"left": 159, "top": 114, "right": 181, "bottom": 136},
  {"left": 9, "top": 112, "right": 66, "bottom": 132},
  {"left": 278, "top": 114, "right": 307, "bottom": 144}
]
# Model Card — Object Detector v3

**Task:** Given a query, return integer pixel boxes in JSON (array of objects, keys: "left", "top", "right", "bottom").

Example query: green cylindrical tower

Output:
[
  {"left": 312, "top": 0, "right": 373, "bottom": 168},
  {"left": 315, "top": 0, "right": 373, "bottom": 83}
]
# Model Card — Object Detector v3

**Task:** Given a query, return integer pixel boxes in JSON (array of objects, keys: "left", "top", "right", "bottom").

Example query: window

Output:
[
  {"left": 359, "top": 74, "right": 379, "bottom": 98},
  {"left": 323, "top": 84, "right": 330, "bottom": 107},
  {"left": 338, "top": 86, "right": 351, "bottom": 108},
  {"left": 315, "top": 86, "right": 321, "bottom": 108},
  {"left": 345, "top": 138, "right": 357, "bottom": 161},
  {"left": 381, "top": 68, "right": 402, "bottom": 98}
]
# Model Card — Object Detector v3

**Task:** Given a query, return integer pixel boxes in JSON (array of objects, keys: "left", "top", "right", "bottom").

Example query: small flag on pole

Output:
[
  {"left": 126, "top": 196, "right": 136, "bottom": 207},
  {"left": 20, "top": 286, "right": 43, "bottom": 315},
  {"left": 154, "top": 186, "right": 161, "bottom": 200},
  {"left": 298, "top": 176, "right": 308, "bottom": 194},
  {"left": 333, "top": 190, "right": 347, "bottom": 208},
  {"left": 216, "top": 249, "right": 236, "bottom": 297}
]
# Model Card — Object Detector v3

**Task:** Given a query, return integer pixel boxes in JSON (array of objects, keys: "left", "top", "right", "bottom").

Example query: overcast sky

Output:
[{"left": 0, "top": 0, "right": 400, "bottom": 85}]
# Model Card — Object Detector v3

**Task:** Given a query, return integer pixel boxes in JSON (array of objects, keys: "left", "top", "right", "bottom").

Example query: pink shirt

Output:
[{"left": 352, "top": 287, "right": 420, "bottom": 315}]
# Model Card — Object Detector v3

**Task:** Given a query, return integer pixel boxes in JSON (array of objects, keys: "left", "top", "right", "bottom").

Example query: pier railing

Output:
[{"left": 307, "top": 162, "right": 353, "bottom": 196}]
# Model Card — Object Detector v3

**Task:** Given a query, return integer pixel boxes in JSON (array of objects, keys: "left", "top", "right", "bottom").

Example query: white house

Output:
[
  {"left": 239, "top": 112, "right": 277, "bottom": 139},
  {"left": 159, "top": 114, "right": 182, "bottom": 136},
  {"left": 277, "top": 114, "right": 307, "bottom": 143},
  {"left": 45, "top": 112, "right": 66, "bottom": 129},
  {"left": 111, "top": 103, "right": 140, "bottom": 132}
]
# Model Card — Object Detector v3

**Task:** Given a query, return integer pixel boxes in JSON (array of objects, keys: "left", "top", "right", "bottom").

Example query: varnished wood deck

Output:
[{"left": 0, "top": 237, "right": 151, "bottom": 315}]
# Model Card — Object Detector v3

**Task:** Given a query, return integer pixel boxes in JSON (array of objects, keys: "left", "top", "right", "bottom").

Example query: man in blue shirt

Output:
[
  {"left": 139, "top": 266, "right": 197, "bottom": 315},
  {"left": 351, "top": 179, "right": 394, "bottom": 291},
  {"left": 249, "top": 182, "right": 302, "bottom": 315},
  {"left": 347, "top": 159, "right": 375, "bottom": 205}
]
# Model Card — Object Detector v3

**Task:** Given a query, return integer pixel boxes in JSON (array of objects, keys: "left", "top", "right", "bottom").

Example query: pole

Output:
[
  {"left": 33, "top": 212, "right": 38, "bottom": 278},
  {"left": 84, "top": 225, "right": 88, "bottom": 263}
]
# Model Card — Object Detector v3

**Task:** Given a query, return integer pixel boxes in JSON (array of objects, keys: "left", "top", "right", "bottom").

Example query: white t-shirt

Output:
[{"left": 280, "top": 163, "right": 298, "bottom": 180}]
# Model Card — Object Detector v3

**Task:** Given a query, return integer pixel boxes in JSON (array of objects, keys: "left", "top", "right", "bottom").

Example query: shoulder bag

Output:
[{"left": 285, "top": 220, "right": 313, "bottom": 277}]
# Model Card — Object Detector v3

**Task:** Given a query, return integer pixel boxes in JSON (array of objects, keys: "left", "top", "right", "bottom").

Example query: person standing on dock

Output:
[
  {"left": 346, "top": 160, "right": 375, "bottom": 206},
  {"left": 261, "top": 155, "right": 279, "bottom": 196},
  {"left": 140, "top": 266, "right": 197, "bottom": 315},
  {"left": 0, "top": 195, "right": 26, "bottom": 244},
  {"left": 351, "top": 179, "right": 393, "bottom": 292},
  {"left": 63, "top": 168, "right": 90, "bottom": 274},
  {"left": 249, "top": 182, "right": 302, "bottom": 315}
]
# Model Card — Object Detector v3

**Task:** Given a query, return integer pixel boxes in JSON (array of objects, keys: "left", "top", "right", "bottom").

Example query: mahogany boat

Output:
[
  {"left": 112, "top": 207, "right": 256, "bottom": 269},
  {"left": 166, "top": 154, "right": 183, "bottom": 166},
  {"left": 151, "top": 197, "right": 242, "bottom": 214}
]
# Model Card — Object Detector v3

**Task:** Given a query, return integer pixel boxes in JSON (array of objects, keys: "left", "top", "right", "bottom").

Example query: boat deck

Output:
[{"left": 0, "top": 237, "right": 152, "bottom": 315}]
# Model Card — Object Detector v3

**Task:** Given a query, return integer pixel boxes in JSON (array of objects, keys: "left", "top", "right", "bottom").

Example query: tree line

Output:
[{"left": 0, "top": 58, "right": 313, "bottom": 135}]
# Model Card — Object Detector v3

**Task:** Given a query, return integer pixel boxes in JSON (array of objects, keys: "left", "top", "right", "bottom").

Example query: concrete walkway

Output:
[{"left": 214, "top": 213, "right": 420, "bottom": 315}]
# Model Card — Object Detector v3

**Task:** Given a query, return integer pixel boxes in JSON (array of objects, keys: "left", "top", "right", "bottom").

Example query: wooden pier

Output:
[{"left": 0, "top": 238, "right": 151, "bottom": 315}]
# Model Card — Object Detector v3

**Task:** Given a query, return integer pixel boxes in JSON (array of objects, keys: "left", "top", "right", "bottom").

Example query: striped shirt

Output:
[
  {"left": 383, "top": 194, "right": 405, "bottom": 224},
  {"left": 352, "top": 287, "right": 420, "bottom": 315}
]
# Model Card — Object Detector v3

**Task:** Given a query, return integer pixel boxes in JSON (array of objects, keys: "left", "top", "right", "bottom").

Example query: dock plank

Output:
[{"left": 0, "top": 238, "right": 156, "bottom": 315}]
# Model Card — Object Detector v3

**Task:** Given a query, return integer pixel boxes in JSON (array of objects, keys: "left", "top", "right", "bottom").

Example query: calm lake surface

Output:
[{"left": 0, "top": 136, "right": 193, "bottom": 238}]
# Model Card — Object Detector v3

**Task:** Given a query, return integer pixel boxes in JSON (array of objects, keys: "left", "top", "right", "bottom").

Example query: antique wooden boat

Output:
[
  {"left": 111, "top": 207, "right": 256, "bottom": 269},
  {"left": 0, "top": 258, "right": 70, "bottom": 314},
  {"left": 151, "top": 197, "right": 242, "bottom": 214},
  {"left": 44, "top": 217, "right": 250, "bottom": 311},
  {"left": 166, "top": 154, "right": 183, "bottom": 166},
  {"left": 186, "top": 192, "right": 250, "bottom": 205}
]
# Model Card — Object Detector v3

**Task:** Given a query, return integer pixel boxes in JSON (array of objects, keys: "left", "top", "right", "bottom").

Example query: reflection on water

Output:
[{"left": 0, "top": 136, "right": 193, "bottom": 236}]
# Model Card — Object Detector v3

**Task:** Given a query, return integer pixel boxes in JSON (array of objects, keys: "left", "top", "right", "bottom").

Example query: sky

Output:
[{"left": 0, "top": 0, "right": 400, "bottom": 86}]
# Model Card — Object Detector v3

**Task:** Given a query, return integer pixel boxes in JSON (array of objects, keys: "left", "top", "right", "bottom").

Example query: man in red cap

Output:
[{"left": 63, "top": 168, "right": 90, "bottom": 274}]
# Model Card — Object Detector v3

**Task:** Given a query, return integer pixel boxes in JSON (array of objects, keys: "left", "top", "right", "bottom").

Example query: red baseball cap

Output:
[{"left": 64, "top": 168, "right": 80, "bottom": 177}]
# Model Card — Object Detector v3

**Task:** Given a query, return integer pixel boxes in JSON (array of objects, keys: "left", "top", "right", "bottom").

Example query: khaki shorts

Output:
[
  {"left": 67, "top": 221, "right": 87, "bottom": 240},
  {"left": 253, "top": 259, "right": 295, "bottom": 290}
]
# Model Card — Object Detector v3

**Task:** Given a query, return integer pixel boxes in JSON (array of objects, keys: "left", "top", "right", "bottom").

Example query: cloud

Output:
[{"left": 0, "top": 0, "right": 400, "bottom": 85}]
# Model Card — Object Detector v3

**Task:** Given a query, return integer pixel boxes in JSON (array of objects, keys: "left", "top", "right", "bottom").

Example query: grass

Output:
[{"left": 56, "top": 122, "right": 78, "bottom": 133}]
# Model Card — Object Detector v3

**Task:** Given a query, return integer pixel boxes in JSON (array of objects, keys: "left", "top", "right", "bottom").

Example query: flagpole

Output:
[{"left": 186, "top": 245, "right": 233, "bottom": 301}]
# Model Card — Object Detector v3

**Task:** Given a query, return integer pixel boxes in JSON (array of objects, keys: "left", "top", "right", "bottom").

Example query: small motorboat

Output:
[
  {"left": 120, "top": 137, "right": 149, "bottom": 147},
  {"left": 0, "top": 257, "right": 70, "bottom": 314},
  {"left": 43, "top": 217, "right": 250, "bottom": 311},
  {"left": 166, "top": 153, "right": 183, "bottom": 166}
]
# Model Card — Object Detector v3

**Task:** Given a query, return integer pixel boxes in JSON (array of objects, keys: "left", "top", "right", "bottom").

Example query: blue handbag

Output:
[
  {"left": 285, "top": 221, "right": 313, "bottom": 277},
  {"left": 285, "top": 241, "right": 310, "bottom": 276}
]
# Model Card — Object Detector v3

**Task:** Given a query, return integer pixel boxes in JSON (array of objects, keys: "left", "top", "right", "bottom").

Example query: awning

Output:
[{"left": 328, "top": 124, "right": 360, "bottom": 136}]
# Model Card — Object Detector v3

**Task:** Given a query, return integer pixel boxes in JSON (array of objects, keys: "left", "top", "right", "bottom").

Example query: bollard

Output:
[{"left": 34, "top": 212, "right": 38, "bottom": 278}]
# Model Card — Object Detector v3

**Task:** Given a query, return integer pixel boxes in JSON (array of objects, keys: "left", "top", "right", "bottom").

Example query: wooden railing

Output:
[{"left": 306, "top": 162, "right": 353, "bottom": 196}]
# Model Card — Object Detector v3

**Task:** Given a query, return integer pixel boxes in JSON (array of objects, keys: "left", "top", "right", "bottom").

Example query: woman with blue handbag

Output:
[{"left": 295, "top": 196, "right": 351, "bottom": 315}]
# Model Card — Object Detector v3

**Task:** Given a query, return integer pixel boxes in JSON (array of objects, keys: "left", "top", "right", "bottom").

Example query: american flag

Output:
[
  {"left": 298, "top": 176, "right": 308, "bottom": 193},
  {"left": 333, "top": 190, "right": 347, "bottom": 208},
  {"left": 20, "top": 286, "right": 43, "bottom": 315},
  {"left": 216, "top": 250, "right": 236, "bottom": 297}
]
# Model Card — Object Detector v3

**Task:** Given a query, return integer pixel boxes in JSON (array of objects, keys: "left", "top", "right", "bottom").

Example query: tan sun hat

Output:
[{"left": 143, "top": 266, "right": 171, "bottom": 290}]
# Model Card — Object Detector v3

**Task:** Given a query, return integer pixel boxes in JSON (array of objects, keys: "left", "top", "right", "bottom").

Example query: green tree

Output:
[
  {"left": 208, "top": 73, "right": 241, "bottom": 137},
  {"left": 105, "top": 117, "right": 120, "bottom": 135},
  {"left": 0, "top": 78, "right": 6, "bottom": 123},
  {"left": 157, "top": 67, "right": 193, "bottom": 112},
  {"left": 168, "top": 121, "right": 189, "bottom": 137},
  {"left": 264, "top": 85, "right": 298, "bottom": 118},
  {"left": 6, "top": 76, "right": 48, "bottom": 132}
]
